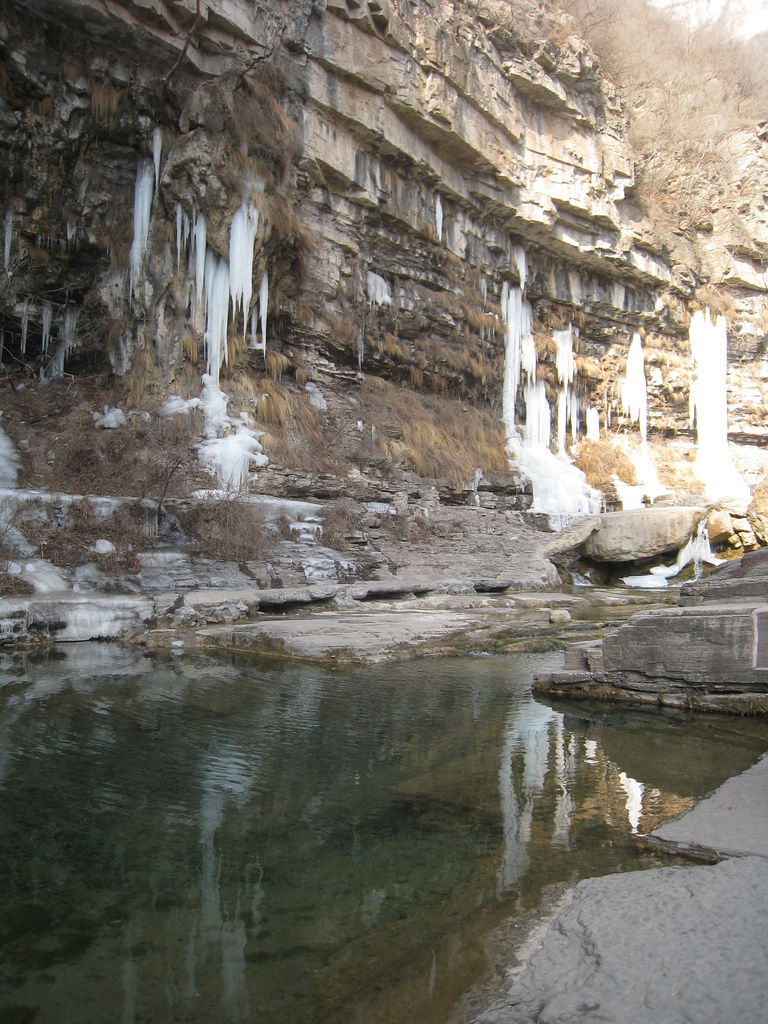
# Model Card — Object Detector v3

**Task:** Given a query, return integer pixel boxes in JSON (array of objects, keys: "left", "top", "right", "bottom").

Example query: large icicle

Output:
[
  {"left": 4, "top": 209, "right": 13, "bottom": 275},
  {"left": 175, "top": 203, "right": 191, "bottom": 267},
  {"left": 616, "top": 333, "right": 665, "bottom": 509},
  {"left": 500, "top": 246, "right": 532, "bottom": 456},
  {"left": 203, "top": 251, "right": 230, "bottom": 386},
  {"left": 41, "top": 302, "right": 53, "bottom": 354},
  {"left": 128, "top": 158, "right": 155, "bottom": 301},
  {"left": 20, "top": 299, "right": 29, "bottom": 356},
  {"left": 689, "top": 308, "right": 749, "bottom": 504},
  {"left": 435, "top": 194, "right": 443, "bottom": 241},
  {"left": 229, "top": 202, "right": 260, "bottom": 333},
  {"left": 152, "top": 127, "right": 163, "bottom": 190},
  {"left": 192, "top": 211, "right": 207, "bottom": 307},
  {"left": 48, "top": 307, "right": 79, "bottom": 378},
  {"left": 258, "top": 272, "right": 268, "bottom": 350}
]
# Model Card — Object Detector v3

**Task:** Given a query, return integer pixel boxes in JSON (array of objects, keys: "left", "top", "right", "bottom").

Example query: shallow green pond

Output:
[{"left": 0, "top": 644, "right": 766, "bottom": 1024}]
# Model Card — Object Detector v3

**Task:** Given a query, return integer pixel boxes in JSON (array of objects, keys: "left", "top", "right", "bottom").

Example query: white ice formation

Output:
[
  {"left": 4, "top": 209, "right": 13, "bottom": 275},
  {"left": 616, "top": 333, "right": 665, "bottom": 509},
  {"left": 501, "top": 249, "right": 601, "bottom": 517},
  {"left": 689, "top": 308, "right": 749, "bottom": 504},
  {"left": 366, "top": 271, "right": 392, "bottom": 307},
  {"left": 93, "top": 406, "right": 128, "bottom": 429},
  {"left": 129, "top": 157, "right": 155, "bottom": 301}
]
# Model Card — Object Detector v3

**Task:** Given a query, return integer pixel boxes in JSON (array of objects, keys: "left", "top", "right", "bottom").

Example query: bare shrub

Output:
[
  {"left": 181, "top": 493, "right": 274, "bottom": 563},
  {"left": 320, "top": 498, "right": 363, "bottom": 550}
]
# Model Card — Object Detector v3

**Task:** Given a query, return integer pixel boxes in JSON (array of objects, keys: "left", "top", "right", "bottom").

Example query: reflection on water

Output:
[{"left": 0, "top": 645, "right": 766, "bottom": 1024}]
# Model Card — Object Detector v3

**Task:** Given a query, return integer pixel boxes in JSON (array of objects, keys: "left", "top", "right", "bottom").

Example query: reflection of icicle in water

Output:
[
  {"left": 497, "top": 701, "right": 560, "bottom": 893},
  {"left": 689, "top": 309, "right": 749, "bottom": 503},
  {"left": 618, "top": 771, "right": 644, "bottom": 833},
  {"left": 128, "top": 158, "right": 155, "bottom": 301},
  {"left": 552, "top": 718, "right": 573, "bottom": 848}
]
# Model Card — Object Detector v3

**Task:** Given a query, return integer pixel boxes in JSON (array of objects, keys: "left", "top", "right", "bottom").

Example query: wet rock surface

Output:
[{"left": 537, "top": 548, "right": 768, "bottom": 710}]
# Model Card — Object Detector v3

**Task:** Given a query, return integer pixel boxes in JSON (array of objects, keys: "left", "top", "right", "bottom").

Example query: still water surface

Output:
[{"left": 1, "top": 644, "right": 767, "bottom": 1024}]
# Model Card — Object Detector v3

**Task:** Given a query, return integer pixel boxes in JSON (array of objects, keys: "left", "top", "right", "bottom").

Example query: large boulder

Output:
[{"left": 547, "top": 506, "right": 707, "bottom": 564}]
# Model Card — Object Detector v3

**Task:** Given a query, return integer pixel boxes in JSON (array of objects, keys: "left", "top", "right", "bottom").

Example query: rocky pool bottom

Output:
[{"left": 1, "top": 645, "right": 767, "bottom": 1024}]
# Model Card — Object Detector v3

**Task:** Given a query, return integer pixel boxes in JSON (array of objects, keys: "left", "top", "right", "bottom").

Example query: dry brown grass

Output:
[
  {"left": 694, "top": 286, "right": 737, "bottom": 323},
  {"left": 574, "top": 440, "right": 639, "bottom": 490},
  {"left": 90, "top": 80, "right": 122, "bottom": 128},
  {"left": 361, "top": 377, "right": 508, "bottom": 487},
  {"left": 253, "top": 378, "right": 344, "bottom": 473}
]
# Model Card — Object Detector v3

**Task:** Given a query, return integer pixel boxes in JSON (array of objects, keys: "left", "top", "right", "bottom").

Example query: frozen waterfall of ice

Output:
[
  {"left": 501, "top": 254, "right": 600, "bottom": 516},
  {"left": 367, "top": 271, "right": 392, "bottom": 307},
  {"left": 0, "top": 420, "right": 21, "bottom": 487},
  {"left": 689, "top": 308, "right": 749, "bottom": 505},
  {"left": 129, "top": 158, "right": 155, "bottom": 301}
]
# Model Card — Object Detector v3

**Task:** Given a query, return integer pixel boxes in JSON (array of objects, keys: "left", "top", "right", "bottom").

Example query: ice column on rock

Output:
[
  {"left": 4, "top": 209, "right": 13, "bottom": 275},
  {"left": 191, "top": 211, "right": 207, "bottom": 307},
  {"left": 41, "top": 302, "right": 53, "bottom": 354},
  {"left": 258, "top": 272, "right": 269, "bottom": 350},
  {"left": 20, "top": 299, "right": 29, "bottom": 356},
  {"left": 152, "top": 127, "right": 163, "bottom": 189},
  {"left": 500, "top": 246, "right": 531, "bottom": 456},
  {"left": 435, "top": 194, "right": 443, "bottom": 241},
  {"left": 586, "top": 406, "right": 600, "bottom": 441},
  {"left": 48, "top": 307, "right": 79, "bottom": 378},
  {"left": 128, "top": 158, "right": 155, "bottom": 301},
  {"left": 689, "top": 308, "right": 749, "bottom": 503},
  {"left": 616, "top": 333, "right": 665, "bottom": 508},
  {"left": 554, "top": 326, "right": 579, "bottom": 456},
  {"left": 203, "top": 250, "right": 230, "bottom": 385},
  {"left": 175, "top": 203, "right": 190, "bottom": 267}
]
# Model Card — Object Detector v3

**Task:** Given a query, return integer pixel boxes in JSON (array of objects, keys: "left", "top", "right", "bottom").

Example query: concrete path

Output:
[{"left": 470, "top": 755, "right": 768, "bottom": 1024}]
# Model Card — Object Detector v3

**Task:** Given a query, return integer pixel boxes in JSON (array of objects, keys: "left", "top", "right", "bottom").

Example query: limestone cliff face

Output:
[{"left": 1, "top": 0, "right": 767, "bottom": 503}]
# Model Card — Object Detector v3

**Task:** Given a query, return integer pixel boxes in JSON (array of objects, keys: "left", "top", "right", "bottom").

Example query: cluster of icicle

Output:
[
  {"left": 500, "top": 247, "right": 601, "bottom": 517},
  {"left": 613, "top": 333, "right": 666, "bottom": 509},
  {"left": 4, "top": 206, "right": 80, "bottom": 378},
  {"left": 162, "top": 204, "right": 270, "bottom": 488}
]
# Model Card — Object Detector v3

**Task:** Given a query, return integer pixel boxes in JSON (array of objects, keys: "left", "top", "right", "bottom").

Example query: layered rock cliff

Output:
[{"left": 1, "top": 0, "right": 767, "bottom": 515}]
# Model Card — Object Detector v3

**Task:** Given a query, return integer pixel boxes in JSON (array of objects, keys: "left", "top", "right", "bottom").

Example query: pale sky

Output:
[{"left": 653, "top": 0, "right": 768, "bottom": 37}]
